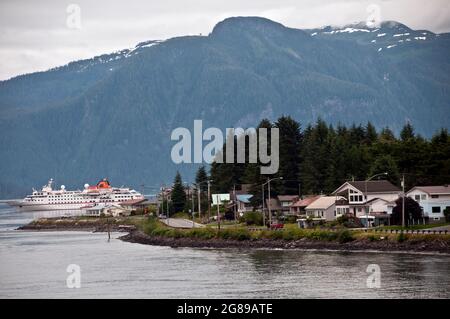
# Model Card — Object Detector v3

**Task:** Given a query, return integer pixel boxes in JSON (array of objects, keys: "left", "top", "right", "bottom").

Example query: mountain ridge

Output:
[{"left": 1, "top": 16, "right": 449, "bottom": 198}]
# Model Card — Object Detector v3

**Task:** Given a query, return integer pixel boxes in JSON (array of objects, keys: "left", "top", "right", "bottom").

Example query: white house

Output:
[
  {"left": 82, "top": 203, "right": 131, "bottom": 217},
  {"left": 235, "top": 194, "right": 253, "bottom": 213},
  {"left": 305, "top": 196, "right": 344, "bottom": 221},
  {"left": 332, "top": 180, "right": 401, "bottom": 226},
  {"left": 406, "top": 185, "right": 450, "bottom": 222}
]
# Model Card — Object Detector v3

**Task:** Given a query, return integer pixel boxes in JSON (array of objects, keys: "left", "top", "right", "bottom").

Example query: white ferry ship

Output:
[{"left": 7, "top": 178, "right": 144, "bottom": 211}]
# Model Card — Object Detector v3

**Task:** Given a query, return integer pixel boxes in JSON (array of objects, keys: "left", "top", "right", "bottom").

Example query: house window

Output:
[
  {"left": 358, "top": 207, "right": 362, "bottom": 213},
  {"left": 358, "top": 195, "right": 363, "bottom": 202},
  {"left": 414, "top": 195, "right": 420, "bottom": 201},
  {"left": 421, "top": 194, "right": 426, "bottom": 200},
  {"left": 431, "top": 195, "right": 439, "bottom": 199},
  {"left": 432, "top": 207, "right": 441, "bottom": 213}
]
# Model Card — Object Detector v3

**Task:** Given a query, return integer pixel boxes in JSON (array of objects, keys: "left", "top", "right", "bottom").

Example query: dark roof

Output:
[
  {"left": 265, "top": 198, "right": 282, "bottom": 210},
  {"left": 365, "top": 197, "right": 388, "bottom": 204},
  {"left": 277, "top": 195, "right": 299, "bottom": 202},
  {"left": 120, "top": 198, "right": 147, "bottom": 206},
  {"left": 348, "top": 180, "right": 400, "bottom": 193},
  {"left": 408, "top": 185, "right": 450, "bottom": 195}
]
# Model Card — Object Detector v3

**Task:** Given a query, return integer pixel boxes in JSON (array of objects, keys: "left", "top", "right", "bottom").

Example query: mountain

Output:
[{"left": 1, "top": 17, "right": 450, "bottom": 198}]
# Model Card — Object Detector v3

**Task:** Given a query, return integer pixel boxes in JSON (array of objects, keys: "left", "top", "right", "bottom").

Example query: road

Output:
[
  {"left": 423, "top": 224, "right": 450, "bottom": 231},
  {"left": 160, "top": 218, "right": 205, "bottom": 229}
]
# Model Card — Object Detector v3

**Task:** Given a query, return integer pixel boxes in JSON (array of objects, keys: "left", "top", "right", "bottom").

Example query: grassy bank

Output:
[
  {"left": 376, "top": 222, "right": 450, "bottom": 231},
  {"left": 139, "top": 218, "right": 450, "bottom": 244},
  {"left": 20, "top": 215, "right": 147, "bottom": 231}
]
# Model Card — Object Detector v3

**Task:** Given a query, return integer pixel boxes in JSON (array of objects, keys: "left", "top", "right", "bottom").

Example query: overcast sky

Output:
[{"left": 1, "top": 0, "right": 449, "bottom": 80}]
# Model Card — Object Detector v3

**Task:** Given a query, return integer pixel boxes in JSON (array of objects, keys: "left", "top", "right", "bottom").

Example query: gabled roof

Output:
[
  {"left": 291, "top": 195, "right": 320, "bottom": 207},
  {"left": 278, "top": 195, "right": 299, "bottom": 202},
  {"left": 365, "top": 197, "right": 388, "bottom": 204},
  {"left": 407, "top": 185, "right": 450, "bottom": 195},
  {"left": 306, "top": 196, "right": 343, "bottom": 210},
  {"left": 333, "top": 180, "right": 400, "bottom": 194},
  {"left": 120, "top": 198, "right": 147, "bottom": 206},
  {"left": 236, "top": 194, "right": 253, "bottom": 203}
]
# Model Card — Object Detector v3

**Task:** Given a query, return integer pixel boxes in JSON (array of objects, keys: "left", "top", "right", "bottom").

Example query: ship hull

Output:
[{"left": 8, "top": 202, "right": 91, "bottom": 211}]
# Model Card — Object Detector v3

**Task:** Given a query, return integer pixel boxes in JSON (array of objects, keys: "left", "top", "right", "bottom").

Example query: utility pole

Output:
[
  {"left": 233, "top": 184, "right": 237, "bottom": 222},
  {"left": 217, "top": 194, "right": 221, "bottom": 232},
  {"left": 161, "top": 186, "right": 165, "bottom": 217},
  {"left": 402, "top": 173, "right": 405, "bottom": 228},
  {"left": 262, "top": 183, "right": 265, "bottom": 227},
  {"left": 207, "top": 180, "right": 211, "bottom": 222},
  {"left": 264, "top": 177, "right": 283, "bottom": 229},
  {"left": 191, "top": 184, "right": 195, "bottom": 220},
  {"left": 197, "top": 186, "right": 201, "bottom": 222},
  {"left": 166, "top": 186, "right": 170, "bottom": 220},
  {"left": 268, "top": 178, "right": 272, "bottom": 227}
]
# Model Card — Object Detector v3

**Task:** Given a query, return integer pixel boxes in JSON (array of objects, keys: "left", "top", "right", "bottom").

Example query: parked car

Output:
[{"left": 270, "top": 222, "right": 284, "bottom": 230}]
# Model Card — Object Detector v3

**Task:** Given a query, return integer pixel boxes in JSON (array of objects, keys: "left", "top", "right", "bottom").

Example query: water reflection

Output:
[{"left": 0, "top": 205, "right": 449, "bottom": 298}]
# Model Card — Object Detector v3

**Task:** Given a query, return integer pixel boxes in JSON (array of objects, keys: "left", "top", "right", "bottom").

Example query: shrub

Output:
[
  {"left": 336, "top": 230, "right": 354, "bottom": 243},
  {"left": 218, "top": 228, "right": 251, "bottom": 241},
  {"left": 187, "top": 227, "right": 216, "bottom": 239},
  {"left": 397, "top": 232, "right": 408, "bottom": 243},
  {"left": 240, "top": 211, "right": 263, "bottom": 226},
  {"left": 282, "top": 227, "right": 305, "bottom": 241}
]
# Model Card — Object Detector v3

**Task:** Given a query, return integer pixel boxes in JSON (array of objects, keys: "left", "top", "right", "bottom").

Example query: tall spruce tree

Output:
[
  {"left": 171, "top": 171, "right": 186, "bottom": 215},
  {"left": 275, "top": 116, "right": 302, "bottom": 195}
]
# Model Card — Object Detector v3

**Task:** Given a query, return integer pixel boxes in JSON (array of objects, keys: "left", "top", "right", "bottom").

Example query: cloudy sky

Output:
[{"left": 1, "top": 0, "right": 449, "bottom": 80}]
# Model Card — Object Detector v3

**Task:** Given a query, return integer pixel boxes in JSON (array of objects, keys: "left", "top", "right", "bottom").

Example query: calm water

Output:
[{"left": 0, "top": 204, "right": 449, "bottom": 298}]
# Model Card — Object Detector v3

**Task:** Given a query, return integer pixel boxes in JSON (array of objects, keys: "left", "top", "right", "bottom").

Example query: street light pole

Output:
[
  {"left": 364, "top": 172, "right": 388, "bottom": 229},
  {"left": 402, "top": 173, "right": 405, "bottom": 228}
]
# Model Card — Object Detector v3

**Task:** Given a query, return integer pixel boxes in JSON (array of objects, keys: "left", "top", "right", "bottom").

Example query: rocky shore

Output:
[
  {"left": 120, "top": 230, "right": 450, "bottom": 254},
  {"left": 18, "top": 217, "right": 136, "bottom": 233},
  {"left": 17, "top": 218, "right": 450, "bottom": 254}
]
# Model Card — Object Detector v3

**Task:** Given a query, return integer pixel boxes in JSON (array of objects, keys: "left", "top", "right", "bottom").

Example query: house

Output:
[
  {"left": 265, "top": 198, "right": 283, "bottom": 215},
  {"left": 83, "top": 203, "right": 131, "bottom": 217},
  {"left": 277, "top": 195, "right": 299, "bottom": 215},
  {"left": 305, "top": 196, "right": 344, "bottom": 221},
  {"left": 332, "top": 180, "right": 401, "bottom": 226},
  {"left": 235, "top": 194, "right": 253, "bottom": 214},
  {"left": 407, "top": 185, "right": 450, "bottom": 222},
  {"left": 290, "top": 195, "right": 320, "bottom": 215},
  {"left": 120, "top": 197, "right": 158, "bottom": 214}
]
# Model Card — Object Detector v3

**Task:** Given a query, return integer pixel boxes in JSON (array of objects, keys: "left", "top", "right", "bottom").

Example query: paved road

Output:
[
  {"left": 423, "top": 225, "right": 450, "bottom": 231},
  {"left": 160, "top": 218, "right": 205, "bottom": 229}
]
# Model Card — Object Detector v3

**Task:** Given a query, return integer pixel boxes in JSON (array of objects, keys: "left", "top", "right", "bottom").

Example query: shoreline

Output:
[
  {"left": 120, "top": 230, "right": 450, "bottom": 254},
  {"left": 17, "top": 218, "right": 450, "bottom": 254}
]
